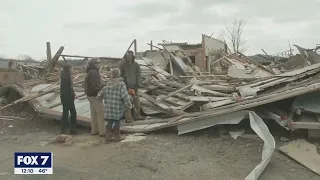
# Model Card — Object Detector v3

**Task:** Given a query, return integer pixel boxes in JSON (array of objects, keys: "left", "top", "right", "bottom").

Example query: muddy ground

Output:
[{"left": 0, "top": 104, "right": 319, "bottom": 180}]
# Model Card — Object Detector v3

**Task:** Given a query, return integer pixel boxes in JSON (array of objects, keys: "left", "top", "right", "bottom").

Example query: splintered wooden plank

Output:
[
  {"left": 161, "top": 84, "right": 193, "bottom": 100},
  {"left": 166, "top": 97, "right": 189, "bottom": 106},
  {"left": 45, "top": 91, "right": 60, "bottom": 104},
  {"left": 189, "top": 96, "right": 230, "bottom": 102},
  {"left": 173, "top": 93, "right": 190, "bottom": 101},
  {"left": 164, "top": 96, "right": 194, "bottom": 111},
  {"left": 191, "top": 85, "right": 229, "bottom": 97},
  {"left": 279, "top": 139, "right": 320, "bottom": 175},
  {"left": 138, "top": 92, "right": 186, "bottom": 116},
  {"left": 140, "top": 98, "right": 161, "bottom": 115},
  {"left": 202, "top": 99, "right": 234, "bottom": 110},
  {"left": 201, "top": 84, "right": 236, "bottom": 92}
]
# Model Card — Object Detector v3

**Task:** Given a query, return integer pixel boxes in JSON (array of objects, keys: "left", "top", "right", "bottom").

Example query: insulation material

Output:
[
  {"left": 245, "top": 112, "right": 275, "bottom": 180},
  {"left": 177, "top": 111, "right": 276, "bottom": 180}
]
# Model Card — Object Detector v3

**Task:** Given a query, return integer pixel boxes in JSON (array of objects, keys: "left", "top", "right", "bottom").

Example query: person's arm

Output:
[
  {"left": 120, "top": 82, "right": 132, "bottom": 109},
  {"left": 97, "top": 86, "right": 106, "bottom": 100},
  {"left": 88, "top": 71, "right": 102, "bottom": 91},
  {"left": 60, "top": 76, "right": 64, "bottom": 96},
  {"left": 68, "top": 76, "right": 75, "bottom": 99},
  {"left": 136, "top": 63, "right": 141, "bottom": 87},
  {"left": 71, "top": 83, "right": 75, "bottom": 99}
]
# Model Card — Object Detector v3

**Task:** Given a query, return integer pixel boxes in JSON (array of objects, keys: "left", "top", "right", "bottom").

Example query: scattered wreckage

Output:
[{"left": 1, "top": 41, "right": 320, "bottom": 179}]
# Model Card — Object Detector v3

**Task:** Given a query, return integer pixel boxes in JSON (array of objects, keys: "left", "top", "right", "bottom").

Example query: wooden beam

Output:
[
  {"left": 61, "top": 54, "right": 91, "bottom": 59},
  {"left": 161, "top": 84, "right": 193, "bottom": 100},
  {"left": 46, "top": 42, "right": 52, "bottom": 61},
  {"left": 49, "top": 46, "right": 64, "bottom": 71},
  {"left": 62, "top": 56, "right": 68, "bottom": 64},
  {"left": 134, "top": 39, "right": 137, "bottom": 55},
  {"left": 138, "top": 92, "right": 187, "bottom": 116},
  {"left": 123, "top": 40, "right": 135, "bottom": 58},
  {"left": 191, "top": 85, "right": 230, "bottom": 97}
]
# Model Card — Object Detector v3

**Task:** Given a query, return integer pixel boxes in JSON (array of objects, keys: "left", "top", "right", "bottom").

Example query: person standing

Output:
[
  {"left": 119, "top": 50, "right": 145, "bottom": 122},
  {"left": 60, "top": 64, "right": 77, "bottom": 135},
  {"left": 97, "top": 68, "right": 132, "bottom": 143},
  {"left": 84, "top": 57, "right": 106, "bottom": 137}
]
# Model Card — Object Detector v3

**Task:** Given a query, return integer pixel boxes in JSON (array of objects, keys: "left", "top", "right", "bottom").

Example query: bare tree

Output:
[
  {"left": 17, "top": 54, "right": 35, "bottom": 61},
  {"left": 219, "top": 19, "right": 248, "bottom": 54},
  {"left": 0, "top": 54, "right": 5, "bottom": 60}
]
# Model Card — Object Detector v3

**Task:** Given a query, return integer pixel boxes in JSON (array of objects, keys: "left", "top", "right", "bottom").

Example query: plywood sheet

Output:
[{"left": 279, "top": 139, "right": 320, "bottom": 175}]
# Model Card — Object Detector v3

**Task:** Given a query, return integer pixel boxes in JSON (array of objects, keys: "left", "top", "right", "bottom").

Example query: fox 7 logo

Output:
[{"left": 17, "top": 156, "right": 49, "bottom": 166}]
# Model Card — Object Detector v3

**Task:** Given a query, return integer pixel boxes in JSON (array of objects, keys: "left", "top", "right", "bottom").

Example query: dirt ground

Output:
[{"left": 0, "top": 104, "right": 319, "bottom": 180}]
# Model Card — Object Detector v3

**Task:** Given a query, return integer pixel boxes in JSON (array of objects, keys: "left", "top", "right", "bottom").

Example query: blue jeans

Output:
[{"left": 106, "top": 119, "right": 120, "bottom": 129}]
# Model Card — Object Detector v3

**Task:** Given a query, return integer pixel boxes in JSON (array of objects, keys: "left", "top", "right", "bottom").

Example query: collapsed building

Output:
[
  {"left": 1, "top": 40, "right": 320, "bottom": 138},
  {"left": 1, "top": 38, "right": 320, "bottom": 179}
]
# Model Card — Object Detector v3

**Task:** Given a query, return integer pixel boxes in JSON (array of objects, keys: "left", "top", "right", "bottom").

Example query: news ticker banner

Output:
[{"left": 14, "top": 152, "right": 53, "bottom": 174}]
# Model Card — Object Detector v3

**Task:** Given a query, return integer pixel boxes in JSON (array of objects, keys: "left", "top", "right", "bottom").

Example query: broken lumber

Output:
[
  {"left": 138, "top": 92, "right": 187, "bottom": 116},
  {"left": 161, "top": 84, "right": 193, "bottom": 100},
  {"left": 191, "top": 85, "right": 229, "bottom": 97}
]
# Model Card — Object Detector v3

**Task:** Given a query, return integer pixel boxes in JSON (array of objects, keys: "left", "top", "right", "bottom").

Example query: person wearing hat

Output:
[
  {"left": 60, "top": 64, "right": 77, "bottom": 134},
  {"left": 119, "top": 50, "right": 146, "bottom": 122},
  {"left": 84, "top": 57, "right": 106, "bottom": 137}
]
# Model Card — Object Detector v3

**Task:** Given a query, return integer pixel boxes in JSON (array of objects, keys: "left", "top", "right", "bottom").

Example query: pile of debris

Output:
[
  {"left": 0, "top": 52, "right": 319, "bottom": 134},
  {"left": 2, "top": 41, "right": 320, "bottom": 179},
  {"left": 0, "top": 43, "right": 318, "bottom": 131}
]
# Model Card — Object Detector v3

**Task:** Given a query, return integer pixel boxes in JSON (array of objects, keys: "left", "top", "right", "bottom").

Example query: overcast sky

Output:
[{"left": 1, "top": 0, "right": 319, "bottom": 60}]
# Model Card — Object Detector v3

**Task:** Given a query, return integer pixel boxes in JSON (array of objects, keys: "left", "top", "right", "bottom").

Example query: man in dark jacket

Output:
[
  {"left": 84, "top": 57, "right": 106, "bottom": 136},
  {"left": 60, "top": 64, "right": 77, "bottom": 134},
  {"left": 119, "top": 50, "right": 145, "bottom": 122}
]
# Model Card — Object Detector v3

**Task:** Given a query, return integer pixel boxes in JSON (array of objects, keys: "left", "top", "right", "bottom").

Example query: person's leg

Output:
[
  {"left": 105, "top": 119, "right": 113, "bottom": 143},
  {"left": 61, "top": 103, "right": 69, "bottom": 134},
  {"left": 124, "top": 108, "right": 134, "bottom": 123},
  {"left": 113, "top": 120, "right": 125, "bottom": 142},
  {"left": 95, "top": 98, "right": 106, "bottom": 136},
  {"left": 69, "top": 101, "right": 77, "bottom": 134},
  {"left": 88, "top": 97, "right": 98, "bottom": 135},
  {"left": 133, "top": 95, "right": 146, "bottom": 120}
]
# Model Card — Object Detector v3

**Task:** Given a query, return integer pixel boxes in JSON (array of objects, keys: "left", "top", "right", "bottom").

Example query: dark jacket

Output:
[
  {"left": 119, "top": 59, "right": 141, "bottom": 91},
  {"left": 84, "top": 64, "right": 102, "bottom": 96},
  {"left": 60, "top": 72, "right": 75, "bottom": 105}
]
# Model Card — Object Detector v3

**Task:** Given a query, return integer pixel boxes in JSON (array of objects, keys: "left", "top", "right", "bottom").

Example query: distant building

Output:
[
  {"left": 141, "top": 34, "right": 227, "bottom": 72},
  {"left": 0, "top": 59, "right": 42, "bottom": 85},
  {"left": 179, "top": 34, "right": 227, "bottom": 71}
]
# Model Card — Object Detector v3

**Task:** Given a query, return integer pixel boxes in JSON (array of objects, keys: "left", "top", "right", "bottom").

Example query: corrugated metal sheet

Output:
[
  {"left": 276, "top": 63, "right": 320, "bottom": 77},
  {"left": 28, "top": 82, "right": 185, "bottom": 122},
  {"left": 292, "top": 91, "right": 320, "bottom": 114},
  {"left": 31, "top": 84, "right": 92, "bottom": 119}
]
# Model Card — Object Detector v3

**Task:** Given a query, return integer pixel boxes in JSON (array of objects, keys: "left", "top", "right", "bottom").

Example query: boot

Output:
[
  {"left": 60, "top": 122, "right": 68, "bottom": 134},
  {"left": 113, "top": 128, "right": 125, "bottom": 142},
  {"left": 69, "top": 108, "right": 78, "bottom": 135},
  {"left": 105, "top": 128, "right": 113, "bottom": 143},
  {"left": 60, "top": 128, "right": 67, "bottom": 135},
  {"left": 124, "top": 109, "right": 134, "bottom": 123},
  {"left": 133, "top": 97, "right": 146, "bottom": 120}
]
